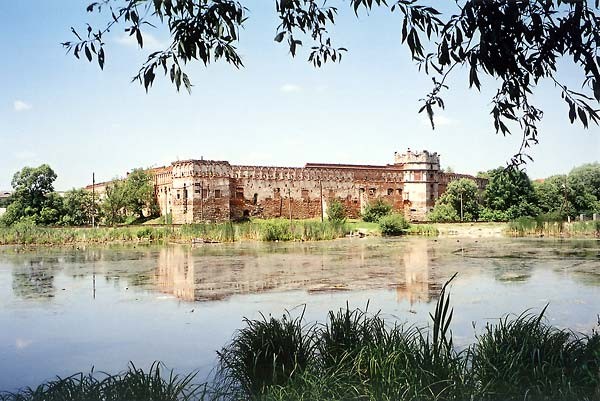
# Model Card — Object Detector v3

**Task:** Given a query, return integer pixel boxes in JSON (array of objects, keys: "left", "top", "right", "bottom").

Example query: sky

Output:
[{"left": 1, "top": 1, "right": 598, "bottom": 191}]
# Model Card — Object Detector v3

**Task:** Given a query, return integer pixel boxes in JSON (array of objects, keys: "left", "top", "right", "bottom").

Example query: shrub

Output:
[
  {"left": 362, "top": 199, "right": 392, "bottom": 222},
  {"left": 428, "top": 203, "right": 459, "bottom": 222},
  {"left": 326, "top": 199, "right": 346, "bottom": 223},
  {"left": 478, "top": 207, "right": 510, "bottom": 222},
  {"left": 378, "top": 213, "right": 409, "bottom": 236}
]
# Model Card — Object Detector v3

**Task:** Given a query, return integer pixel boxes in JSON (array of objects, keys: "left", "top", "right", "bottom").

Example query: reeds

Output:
[
  {"left": 507, "top": 216, "right": 599, "bottom": 237},
  {"left": 0, "top": 362, "right": 202, "bottom": 401},
  {"left": 0, "top": 220, "right": 350, "bottom": 245}
]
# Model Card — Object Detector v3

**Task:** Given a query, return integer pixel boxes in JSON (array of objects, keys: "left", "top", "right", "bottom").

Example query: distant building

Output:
[{"left": 87, "top": 149, "right": 487, "bottom": 223}]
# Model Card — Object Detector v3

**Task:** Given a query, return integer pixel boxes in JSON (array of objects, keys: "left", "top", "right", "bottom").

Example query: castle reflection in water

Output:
[{"left": 153, "top": 240, "right": 442, "bottom": 304}]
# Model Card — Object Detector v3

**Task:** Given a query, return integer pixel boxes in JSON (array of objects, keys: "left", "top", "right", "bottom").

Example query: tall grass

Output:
[
  {"left": 508, "top": 216, "right": 599, "bottom": 237},
  {"left": 217, "top": 309, "right": 315, "bottom": 397},
  {"left": 472, "top": 306, "right": 600, "bottom": 400},
  {"left": 0, "top": 362, "right": 203, "bottom": 401},
  {"left": 0, "top": 219, "right": 350, "bottom": 245}
]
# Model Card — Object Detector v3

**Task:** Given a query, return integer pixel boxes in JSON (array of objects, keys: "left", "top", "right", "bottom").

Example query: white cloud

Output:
[
  {"left": 13, "top": 100, "right": 32, "bottom": 112},
  {"left": 115, "top": 32, "right": 166, "bottom": 51},
  {"left": 280, "top": 84, "right": 302, "bottom": 93}
]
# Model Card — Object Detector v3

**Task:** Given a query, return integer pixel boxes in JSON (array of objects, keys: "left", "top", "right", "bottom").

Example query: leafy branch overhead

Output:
[{"left": 63, "top": 0, "right": 600, "bottom": 164}]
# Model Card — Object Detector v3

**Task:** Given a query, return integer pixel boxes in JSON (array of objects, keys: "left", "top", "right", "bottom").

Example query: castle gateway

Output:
[{"left": 145, "top": 149, "right": 486, "bottom": 223}]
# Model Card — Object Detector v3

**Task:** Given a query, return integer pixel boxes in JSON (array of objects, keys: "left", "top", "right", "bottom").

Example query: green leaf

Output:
[{"left": 274, "top": 32, "right": 285, "bottom": 43}]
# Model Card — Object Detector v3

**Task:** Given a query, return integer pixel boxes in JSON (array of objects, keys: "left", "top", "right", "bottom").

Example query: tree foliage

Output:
[
  {"left": 61, "top": 188, "right": 95, "bottom": 226},
  {"left": 435, "top": 178, "right": 480, "bottom": 221},
  {"left": 101, "top": 179, "right": 128, "bottom": 226},
  {"left": 100, "top": 169, "right": 158, "bottom": 225},
  {"left": 64, "top": 1, "right": 600, "bottom": 164},
  {"left": 123, "top": 168, "right": 157, "bottom": 219},
  {"left": 483, "top": 167, "right": 540, "bottom": 220},
  {"left": 0, "top": 165, "right": 63, "bottom": 226}
]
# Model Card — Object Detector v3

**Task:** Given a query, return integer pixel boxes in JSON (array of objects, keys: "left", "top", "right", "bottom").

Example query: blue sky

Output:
[{"left": 1, "top": 1, "right": 598, "bottom": 190}]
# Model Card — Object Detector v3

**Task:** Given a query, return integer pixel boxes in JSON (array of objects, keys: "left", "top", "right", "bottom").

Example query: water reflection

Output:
[
  {"left": 152, "top": 240, "right": 446, "bottom": 303},
  {"left": 396, "top": 239, "right": 440, "bottom": 304},
  {"left": 4, "top": 238, "right": 599, "bottom": 303}
]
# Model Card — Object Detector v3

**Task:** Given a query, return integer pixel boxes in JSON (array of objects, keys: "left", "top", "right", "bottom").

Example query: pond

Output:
[{"left": 0, "top": 237, "right": 598, "bottom": 391}]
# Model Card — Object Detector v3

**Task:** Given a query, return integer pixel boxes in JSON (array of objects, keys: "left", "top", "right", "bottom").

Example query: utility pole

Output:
[
  {"left": 288, "top": 188, "right": 292, "bottom": 224},
  {"left": 91, "top": 172, "right": 95, "bottom": 228},
  {"left": 319, "top": 179, "right": 324, "bottom": 222},
  {"left": 460, "top": 191, "right": 464, "bottom": 222},
  {"left": 200, "top": 181, "right": 204, "bottom": 222}
]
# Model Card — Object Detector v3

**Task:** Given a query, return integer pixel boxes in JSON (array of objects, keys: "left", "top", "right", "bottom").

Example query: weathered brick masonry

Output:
[{"left": 145, "top": 149, "right": 486, "bottom": 223}]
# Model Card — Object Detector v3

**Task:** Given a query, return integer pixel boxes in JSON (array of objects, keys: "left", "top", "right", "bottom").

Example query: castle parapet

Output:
[
  {"left": 394, "top": 149, "right": 440, "bottom": 170},
  {"left": 171, "top": 160, "right": 231, "bottom": 178}
]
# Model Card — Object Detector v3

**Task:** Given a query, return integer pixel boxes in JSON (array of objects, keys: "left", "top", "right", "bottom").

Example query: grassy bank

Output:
[
  {"left": 2, "top": 278, "right": 599, "bottom": 400},
  {"left": 0, "top": 219, "right": 351, "bottom": 246}
]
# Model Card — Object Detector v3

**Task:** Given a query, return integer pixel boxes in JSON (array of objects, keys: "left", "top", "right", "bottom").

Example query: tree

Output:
[
  {"left": 61, "top": 188, "right": 95, "bottom": 226},
  {"left": 123, "top": 169, "right": 157, "bottom": 219},
  {"left": 433, "top": 178, "right": 480, "bottom": 221},
  {"left": 64, "top": 1, "right": 599, "bottom": 164},
  {"left": 0, "top": 165, "right": 63, "bottom": 226},
  {"left": 483, "top": 167, "right": 539, "bottom": 220},
  {"left": 568, "top": 163, "right": 600, "bottom": 201},
  {"left": 533, "top": 175, "right": 567, "bottom": 217},
  {"left": 101, "top": 179, "right": 128, "bottom": 225}
]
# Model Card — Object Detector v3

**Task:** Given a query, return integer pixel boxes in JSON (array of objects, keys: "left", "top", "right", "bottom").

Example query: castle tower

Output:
[
  {"left": 171, "top": 160, "right": 232, "bottom": 224},
  {"left": 394, "top": 149, "right": 440, "bottom": 221}
]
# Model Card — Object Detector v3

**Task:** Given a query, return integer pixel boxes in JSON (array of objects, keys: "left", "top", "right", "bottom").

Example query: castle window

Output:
[
  {"left": 387, "top": 188, "right": 393, "bottom": 195},
  {"left": 253, "top": 193, "right": 258, "bottom": 205},
  {"left": 369, "top": 188, "right": 376, "bottom": 196},
  {"left": 236, "top": 187, "right": 244, "bottom": 199},
  {"left": 397, "top": 189, "right": 402, "bottom": 195},
  {"left": 176, "top": 191, "right": 181, "bottom": 200},
  {"left": 214, "top": 189, "right": 221, "bottom": 199},
  {"left": 194, "top": 183, "right": 201, "bottom": 194}
]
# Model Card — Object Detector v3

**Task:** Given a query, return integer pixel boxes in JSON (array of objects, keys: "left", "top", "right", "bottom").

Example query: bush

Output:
[
  {"left": 428, "top": 203, "right": 459, "bottom": 222},
  {"left": 260, "top": 220, "right": 293, "bottom": 241},
  {"left": 326, "top": 199, "right": 346, "bottom": 223},
  {"left": 379, "top": 213, "right": 409, "bottom": 236},
  {"left": 362, "top": 199, "right": 392, "bottom": 222}
]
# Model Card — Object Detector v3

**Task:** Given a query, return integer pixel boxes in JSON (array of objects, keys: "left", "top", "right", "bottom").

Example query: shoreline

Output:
[{"left": 0, "top": 220, "right": 597, "bottom": 246}]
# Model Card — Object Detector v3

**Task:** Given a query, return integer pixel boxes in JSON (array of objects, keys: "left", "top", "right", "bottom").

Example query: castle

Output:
[{"left": 90, "top": 149, "right": 486, "bottom": 223}]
